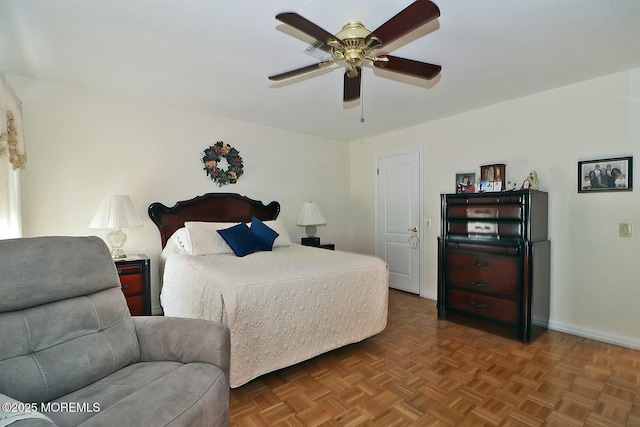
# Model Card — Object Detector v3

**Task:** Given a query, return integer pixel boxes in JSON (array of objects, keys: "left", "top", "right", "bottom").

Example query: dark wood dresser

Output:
[{"left": 437, "top": 190, "right": 550, "bottom": 343}]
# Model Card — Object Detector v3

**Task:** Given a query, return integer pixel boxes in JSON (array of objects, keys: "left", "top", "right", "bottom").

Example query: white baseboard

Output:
[
  {"left": 420, "top": 292, "right": 437, "bottom": 301},
  {"left": 548, "top": 320, "right": 640, "bottom": 351}
]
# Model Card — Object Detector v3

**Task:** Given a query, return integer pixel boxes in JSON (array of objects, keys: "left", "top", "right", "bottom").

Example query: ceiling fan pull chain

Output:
[{"left": 361, "top": 78, "right": 365, "bottom": 123}]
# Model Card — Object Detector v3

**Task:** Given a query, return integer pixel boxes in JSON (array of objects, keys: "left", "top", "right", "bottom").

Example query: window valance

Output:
[{"left": 0, "top": 72, "right": 26, "bottom": 170}]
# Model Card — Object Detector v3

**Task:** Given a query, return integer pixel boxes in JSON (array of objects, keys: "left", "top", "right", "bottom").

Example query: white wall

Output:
[
  {"left": 10, "top": 76, "right": 351, "bottom": 314},
  {"left": 350, "top": 67, "right": 640, "bottom": 349}
]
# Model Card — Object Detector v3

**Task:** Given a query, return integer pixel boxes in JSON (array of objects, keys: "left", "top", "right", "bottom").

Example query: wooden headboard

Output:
[{"left": 148, "top": 193, "right": 280, "bottom": 247}]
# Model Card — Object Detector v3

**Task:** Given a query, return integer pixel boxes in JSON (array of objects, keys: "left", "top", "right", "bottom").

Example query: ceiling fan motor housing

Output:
[{"left": 332, "top": 21, "right": 372, "bottom": 73}]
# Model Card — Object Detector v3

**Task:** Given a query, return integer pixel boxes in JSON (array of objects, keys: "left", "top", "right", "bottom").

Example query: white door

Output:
[{"left": 376, "top": 150, "right": 422, "bottom": 294}]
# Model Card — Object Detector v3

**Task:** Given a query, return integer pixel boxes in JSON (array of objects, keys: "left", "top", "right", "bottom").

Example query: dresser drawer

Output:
[
  {"left": 447, "top": 221, "right": 522, "bottom": 238},
  {"left": 447, "top": 289, "right": 519, "bottom": 324},
  {"left": 448, "top": 205, "right": 522, "bottom": 220},
  {"left": 447, "top": 194, "right": 524, "bottom": 205},
  {"left": 118, "top": 274, "right": 143, "bottom": 296},
  {"left": 117, "top": 264, "right": 143, "bottom": 275},
  {"left": 446, "top": 251, "right": 520, "bottom": 295},
  {"left": 125, "top": 295, "right": 145, "bottom": 316}
]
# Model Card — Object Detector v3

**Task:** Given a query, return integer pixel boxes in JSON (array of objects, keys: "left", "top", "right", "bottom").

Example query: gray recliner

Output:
[{"left": 0, "top": 236, "right": 230, "bottom": 427}]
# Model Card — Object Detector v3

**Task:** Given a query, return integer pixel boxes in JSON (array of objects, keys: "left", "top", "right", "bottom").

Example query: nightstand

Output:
[
  {"left": 301, "top": 237, "right": 320, "bottom": 246},
  {"left": 301, "top": 238, "right": 334, "bottom": 250},
  {"left": 115, "top": 255, "right": 151, "bottom": 315}
]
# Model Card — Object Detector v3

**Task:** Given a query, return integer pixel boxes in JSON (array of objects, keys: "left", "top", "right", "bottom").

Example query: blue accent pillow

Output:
[
  {"left": 250, "top": 216, "right": 279, "bottom": 251},
  {"left": 217, "top": 223, "right": 261, "bottom": 257}
]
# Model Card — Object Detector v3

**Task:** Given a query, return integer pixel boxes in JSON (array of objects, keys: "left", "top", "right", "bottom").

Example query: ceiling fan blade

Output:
[
  {"left": 276, "top": 12, "right": 342, "bottom": 49},
  {"left": 343, "top": 68, "right": 362, "bottom": 102},
  {"left": 367, "top": 0, "right": 440, "bottom": 47},
  {"left": 269, "top": 61, "right": 334, "bottom": 81},
  {"left": 373, "top": 55, "right": 441, "bottom": 80}
]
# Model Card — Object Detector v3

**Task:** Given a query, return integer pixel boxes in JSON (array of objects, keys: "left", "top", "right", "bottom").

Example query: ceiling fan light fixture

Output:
[{"left": 335, "top": 21, "right": 371, "bottom": 40}]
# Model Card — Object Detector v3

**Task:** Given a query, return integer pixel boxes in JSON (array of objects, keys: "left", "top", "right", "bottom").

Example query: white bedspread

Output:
[{"left": 160, "top": 243, "right": 388, "bottom": 387}]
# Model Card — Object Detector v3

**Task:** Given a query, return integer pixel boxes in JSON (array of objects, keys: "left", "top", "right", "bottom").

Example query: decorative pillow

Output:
[
  {"left": 250, "top": 217, "right": 279, "bottom": 251},
  {"left": 262, "top": 219, "right": 292, "bottom": 247},
  {"left": 217, "top": 223, "right": 262, "bottom": 257},
  {"left": 184, "top": 221, "right": 238, "bottom": 255}
]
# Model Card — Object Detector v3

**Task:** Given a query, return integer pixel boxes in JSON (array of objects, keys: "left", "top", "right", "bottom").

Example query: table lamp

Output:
[
  {"left": 297, "top": 201, "right": 326, "bottom": 245},
  {"left": 89, "top": 195, "right": 142, "bottom": 259}
]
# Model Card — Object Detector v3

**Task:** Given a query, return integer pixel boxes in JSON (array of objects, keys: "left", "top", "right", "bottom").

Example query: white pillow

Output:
[
  {"left": 167, "top": 227, "right": 191, "bottom": 255},
  {"left": 184, "top": 222, "right": 239, "bottom": 255},
  {"left": 261, "top": 219, "right": 292, "bottom": 247},
  {"left": 169, "top": 227, "right": 193, "bottom": 254}
]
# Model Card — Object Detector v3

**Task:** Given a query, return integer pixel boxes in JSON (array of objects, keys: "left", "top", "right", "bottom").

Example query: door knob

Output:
[{"left": 408, "top": 227, "right": 419, "bottom": 248}]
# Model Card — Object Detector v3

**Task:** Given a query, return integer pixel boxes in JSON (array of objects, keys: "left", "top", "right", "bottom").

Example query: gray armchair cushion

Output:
[
  {"left": 0, "top": 288, "right": 140, "bottom": 404},
  {"left": 45, "top": 362, "right": 228, "bottom": 426},
  {"left": 0, "top": 236, "right": 121, "bottom": 312},
  {"left": 134, "top": 317, "right": 230, "bottom": 374}
]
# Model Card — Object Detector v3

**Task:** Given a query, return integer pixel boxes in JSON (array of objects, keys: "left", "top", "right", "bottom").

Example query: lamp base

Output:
[
  {"left": 107, "top": 228, "right": 127, "bottom": 259},
  {"left": 110, "top": 248, "right": 126, "bottom": 259},
  {"left": 305, "top": 225, "right": 318, "bottom": 237}
]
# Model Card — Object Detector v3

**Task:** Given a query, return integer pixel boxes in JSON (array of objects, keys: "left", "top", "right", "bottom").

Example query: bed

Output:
[{"left": 148, "top": 193, "right": 389, "bottom": 387}]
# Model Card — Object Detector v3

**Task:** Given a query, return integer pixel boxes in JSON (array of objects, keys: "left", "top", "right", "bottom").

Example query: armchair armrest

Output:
[
  {"left": 0, "top": 393, "right": 57, "bottom": 426},
  {"left": 132, "top": 317, "right": 230, "bottom": 377}
]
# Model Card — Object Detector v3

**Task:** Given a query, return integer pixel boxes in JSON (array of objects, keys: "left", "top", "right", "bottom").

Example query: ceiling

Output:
[{"left": 1, "top": 0, "right": 640, "bottom": 142}]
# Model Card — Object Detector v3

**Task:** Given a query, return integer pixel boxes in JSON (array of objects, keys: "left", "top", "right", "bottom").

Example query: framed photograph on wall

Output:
[
  {"left": 455, "top": 172, "right": 476, "bottom": 193},
  {"left": 578, "top": 156, "right": 632, "bottom": 193},
  {"left": 480, "top": 164, "right": 506, "bottom": 192}
]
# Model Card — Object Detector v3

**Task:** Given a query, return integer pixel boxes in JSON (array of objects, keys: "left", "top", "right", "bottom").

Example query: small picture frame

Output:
[
  {"left": 578, "top": 156, "right": 632, "bottom": 193},
  {"left": 480, "top": 164, "right": 506, "bottom": 192},
  {"left": 455, "top": 172, "right": 476, "bottom": 193}
]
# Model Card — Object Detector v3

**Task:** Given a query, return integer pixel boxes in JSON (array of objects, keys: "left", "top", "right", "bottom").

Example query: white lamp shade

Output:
[
  {"left": 297, "top": 202, "right": 326, "bottom": 226},
  {"left": 89, "top": 195, "right": 142, "bottom": 229}
]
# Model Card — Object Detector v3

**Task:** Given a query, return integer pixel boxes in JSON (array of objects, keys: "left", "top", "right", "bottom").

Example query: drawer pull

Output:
[
  {"left": 470, "top": 301, "right": 490, "bottom": 309},
  {"left": 121, "top": 285, "right": 130, "bottom": 289},
  {"left": 472, "top": 260, "right": 488, "bottom": 267},
  {"left": 472, "top": 225, "right": 493, "bottom": 231},
  {"left": 472, "top": 210, "right": 492, "bottom": 215},
  {"left": 472, "top": 281, "right": 489, "bottom": 288}
]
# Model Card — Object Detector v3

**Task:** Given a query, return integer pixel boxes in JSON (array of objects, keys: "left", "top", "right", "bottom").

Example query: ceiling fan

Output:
[{"left": 268, "top": 0, "right": 442, "bottom": 102}]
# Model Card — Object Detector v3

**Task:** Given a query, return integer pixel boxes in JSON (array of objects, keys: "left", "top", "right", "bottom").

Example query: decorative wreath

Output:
[{"left": 201, "top": 141, "right": 244, "bottom": 186}]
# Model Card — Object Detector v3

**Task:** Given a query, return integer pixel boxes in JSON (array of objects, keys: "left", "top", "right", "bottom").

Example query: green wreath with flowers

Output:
[{"left": 201, "top": 141, "right": 244, "bottom": 186}]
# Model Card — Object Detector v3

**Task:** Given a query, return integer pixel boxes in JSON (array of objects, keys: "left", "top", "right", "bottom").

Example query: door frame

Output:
[{"left": 374, "top": 146, "right": 424, "bottom": 297}]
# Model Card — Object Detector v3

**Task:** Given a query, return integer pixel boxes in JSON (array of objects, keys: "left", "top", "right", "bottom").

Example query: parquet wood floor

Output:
[{"left": 229, "top": 289, "right": 640, "bottom": 426}]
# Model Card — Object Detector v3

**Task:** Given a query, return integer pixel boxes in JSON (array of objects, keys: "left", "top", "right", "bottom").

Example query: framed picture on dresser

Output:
[
  {"left": 479, "top": 164, "right": 506, "bottom": 192},
  {"left": 578, "top": 156, "right": 632, "bottom": 193},
  {"left": 455, "top": 172, "right": 476, "bottom": 193}
]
